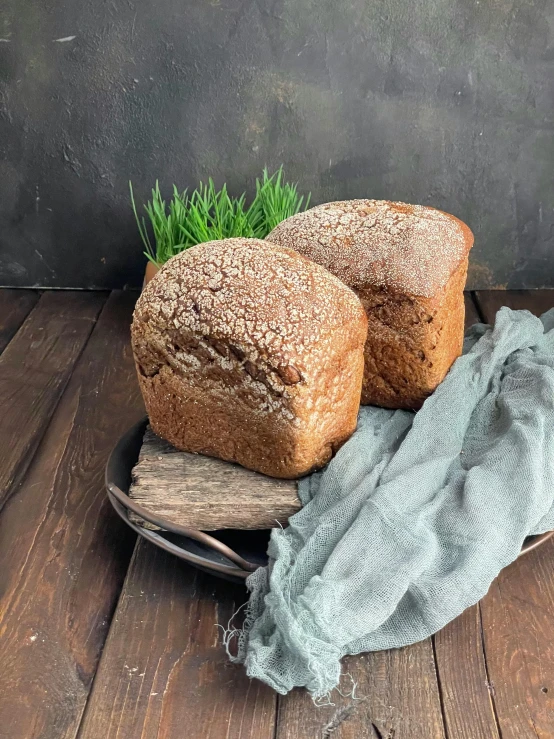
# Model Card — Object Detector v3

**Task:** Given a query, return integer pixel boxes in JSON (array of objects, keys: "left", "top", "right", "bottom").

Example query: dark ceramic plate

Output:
[{"left": 106, "top": 418, "right": 553, "bottom": 584}]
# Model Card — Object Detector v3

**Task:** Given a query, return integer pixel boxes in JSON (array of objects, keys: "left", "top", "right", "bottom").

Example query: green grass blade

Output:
[{"left": 129, "top": 167, "right": 310, "bottom": 265}]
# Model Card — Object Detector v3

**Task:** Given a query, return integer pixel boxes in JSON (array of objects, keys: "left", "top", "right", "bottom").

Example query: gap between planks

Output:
[
  {"left": 0, "top": 290, "right": 144, "bottom": 739},
  {"left": 0, "top": 290, "right": 107, "bottom": 512}
]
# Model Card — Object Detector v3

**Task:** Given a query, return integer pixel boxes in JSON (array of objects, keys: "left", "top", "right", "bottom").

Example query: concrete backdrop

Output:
[{"left": 1, "top": 0, "right": 553, "bottom": 288}]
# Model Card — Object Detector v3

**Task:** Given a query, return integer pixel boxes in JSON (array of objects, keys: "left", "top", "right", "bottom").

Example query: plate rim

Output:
[{"left": 105, "top": 417, "right": 554, "bottom": 580}]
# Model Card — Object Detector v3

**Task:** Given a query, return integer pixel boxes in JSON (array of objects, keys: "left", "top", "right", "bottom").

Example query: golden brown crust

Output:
[
  {"left": 358, "top": 258, "right": 468, "bottom": 408},
  {"left": 131, "top": 238, "right": 367, "bottom": 478},
  {"left": 267, "top": 201, "right": 473, "bottom": 408},
  {"left": 266, "top": 199, "right": 474, "bottom": 298}
]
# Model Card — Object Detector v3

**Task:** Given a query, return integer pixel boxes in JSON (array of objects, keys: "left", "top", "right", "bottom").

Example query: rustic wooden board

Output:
[
  {"left": 0, "top": 291, "right": 144, "bottom": 739},
  {"left": 276, "top": 642, "right": 445, "bottom": 739},
  {"left": 129, "top": 427, "right": 300, "bottom": 530},
  {"left": 475, "top": 289, "right": 554, "bottom": 738},
  {"left": 2, "top": 286, "right": 551, "bottom": 739},
  {"left": 433, "top": 606, "right": 500, "bottom": 739},
  {"left": 480, "top": 545, "right": 554, "bottom": 739},
  {"left": 78, "top": 549, "right": 277, "bottom": 739},
  {"left": 0, "top": 290, "right": 106, "bottom": 511},
  {"left": 0, "top": 288, "right": 40, "bottom": 354}
]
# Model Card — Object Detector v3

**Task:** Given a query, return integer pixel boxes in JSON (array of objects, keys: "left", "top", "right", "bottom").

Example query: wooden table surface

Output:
[{"left": 1, "top": 288, "right": 554, "bottom": 739}]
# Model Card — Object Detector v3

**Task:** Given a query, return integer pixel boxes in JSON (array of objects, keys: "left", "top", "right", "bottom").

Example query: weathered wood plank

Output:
[
  {"left": 77, "top": 549, "right": 277, "bottom": 739},
  {"left": 0, "top": 290, "right": 106, "bottom": 511},
  {"left": 0, "top": 289, "right": 40, "bottom": 354},
  {"left": 433, "top": 606, "right": 500, "bottom": 739},
  {"left": 474, "top": 289, "right": 554, "bottom": 738},
  {"left": 0, "top": 291, "right": 144, "bottom": 739},
  {"left": 129, "top": 427, "right": 300, "bottom": 530},
  {"left": 480, "top": 547, "right": 554, "bottom": 739},
  {"left": 276, "top": 641, "right": 445, "bottom": 739}
]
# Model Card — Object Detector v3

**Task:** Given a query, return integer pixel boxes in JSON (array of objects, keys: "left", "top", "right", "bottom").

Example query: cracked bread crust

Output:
[
  {"left": 267, "top": 200, "right": 473, "bottom": 409},
  {"left": 131, "top": 238, "right": 368, "bottom": 478},
  {"left": 266, "top": 199, "right": 473, "bottom": 297}
]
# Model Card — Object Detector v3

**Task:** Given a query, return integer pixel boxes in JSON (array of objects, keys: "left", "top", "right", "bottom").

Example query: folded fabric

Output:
[{"left": 229, "top": 307, "right": 554, "bottom": 697}]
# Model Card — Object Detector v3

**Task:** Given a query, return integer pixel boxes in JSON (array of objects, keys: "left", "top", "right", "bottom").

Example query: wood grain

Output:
[
  {"left": 77, "top": 548, "right": 277, "bottom": 739},
  {"left": 0, "top": 290, "right": 106, "bottom": 510},
  {"left": 474, "top": 289, "right": 554, "bottom": 738},
  {"left": 276, "top": 640, "right": 445, "bottom": 739},
  {"left": 433, "top": 606, "right": 500, "bottom": 739},
  {"left": 480, "top": 545, "right": 554, "bottom": 739},
  {"left": 129, "top": 427, "right": 300, "bottom": 530},
  {"left": 0, "top": 289, "right": 40, "bottom": 354},
  {"left": 0, "top": 291, "right": 143, "bottom": 739}
]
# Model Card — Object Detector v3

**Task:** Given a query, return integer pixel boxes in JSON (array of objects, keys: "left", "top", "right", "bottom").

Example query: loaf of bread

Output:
[
  {"left": 131, "top": 238, "right": 367, "bottom": 479},
  {"left": 267, "top": 200, "right": 474, "bottom": 409}
]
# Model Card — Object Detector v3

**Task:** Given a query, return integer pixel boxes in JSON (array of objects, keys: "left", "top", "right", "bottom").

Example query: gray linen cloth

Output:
[{"left": 229, "top": 307, "right": 554, "bottom": 697}]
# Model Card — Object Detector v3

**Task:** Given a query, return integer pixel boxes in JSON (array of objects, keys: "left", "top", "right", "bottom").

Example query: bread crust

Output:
[
  {"left": 131, "top": 238, "right": 368, "bottom": 478},
  {"left": 357, "top": 257, "right": 468, "bottom": 408},
  {"left": 267, "top": 200, "right": 473, "bottom": 408}
]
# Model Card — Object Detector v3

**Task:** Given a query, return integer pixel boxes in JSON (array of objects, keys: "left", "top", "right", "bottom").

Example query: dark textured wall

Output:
[{"left": 1, "top": 0, "right": 553, "bottom": 288}]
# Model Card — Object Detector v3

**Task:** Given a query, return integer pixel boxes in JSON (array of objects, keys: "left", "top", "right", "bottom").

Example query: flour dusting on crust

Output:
[
  {"left": 266, "top": 200, "right": 473, "bottom": 297},
  {"left": 135, "top": 237, "right": 365, "bottom": 370}
]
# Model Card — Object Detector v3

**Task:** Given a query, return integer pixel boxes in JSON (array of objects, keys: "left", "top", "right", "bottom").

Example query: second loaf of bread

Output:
[
  {"left": 131, "top": 238, "right": 368, "bottom": 479},
  {"left": 267, "top": 200, "right": 474, "bottom": 409}
]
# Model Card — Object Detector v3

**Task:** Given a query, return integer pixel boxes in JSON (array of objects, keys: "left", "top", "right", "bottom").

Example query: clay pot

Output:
[{"left": 143, "top": 261, "right": 160, "bottom": 288}]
